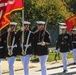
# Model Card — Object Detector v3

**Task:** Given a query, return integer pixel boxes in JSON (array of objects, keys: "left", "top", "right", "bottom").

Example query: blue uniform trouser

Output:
[
  {"left": 39, "top": 55, "right": 48, "bottom": 75},
  {"left": 72, "top": 49, "right": 76, "bottom": 63},
  {"left": 8, "top": 55, "right": 31, "bottom": 75},
  {"left": 21, "top": 55, "right": 30, "bottom": 75},
  {"left": 0, "top": 59, "right": 2, "bottom": 75},
  {"left": 61, "top": 52, "right": 68, "bottom": 70},
  {"left": 8, "top": 56, "right": 16, "bottom": 75}
]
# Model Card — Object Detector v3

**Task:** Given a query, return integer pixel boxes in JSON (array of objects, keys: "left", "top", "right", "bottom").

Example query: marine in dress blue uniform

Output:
[
  {"left": 33, "top": 21, "right": 51, "bottom": 75},
  {"left": 0, "top": 31, "right": 6, "bottom": 75},
  {"left": 71, "top": 28, "right": 76, "bottom": 65},
  {"left": 0, "top": 31, "right": 6, "bottom": 59},
  {"left": 6, "top": 22, "right": 17, "bottom": 75},
  {"left": 15, "top": 21, "right": 34, "bottom": 75},
  {"left": 56, "top": 26, "right": 72, "bottom": 73}
]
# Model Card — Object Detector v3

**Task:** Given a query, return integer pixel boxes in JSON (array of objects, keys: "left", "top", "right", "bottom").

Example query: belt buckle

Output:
[
  {"left": 61, "top": 42, "right": 64, "bottom": 45},
  {"left": 0, "top": 46, "right": 3, "bottom": 49}
]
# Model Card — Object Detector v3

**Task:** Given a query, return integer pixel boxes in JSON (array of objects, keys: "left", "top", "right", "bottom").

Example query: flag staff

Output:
[{"left": 21, "top": 0, "right": 25, "bottom": 55}]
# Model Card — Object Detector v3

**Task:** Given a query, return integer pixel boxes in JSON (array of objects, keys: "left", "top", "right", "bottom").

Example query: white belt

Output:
[
  {"left": 0, "top": 46, "right": 3, "bottom": 49},
  {"left": 24, "top": 44, "right": 31, "bottom": 47},
  {"left": 11, "top": 45, "right": 17, "bottom": 48},
  {"left": 37, "top": 42, "right": 50, "bottom": 46},
  {"left": 72, "top": 41, "right": 76, "bottom": 43},
  {"left": 8, "top": 45, "right": 17, "bottom": 48},
  {"left": 21, "top": 44, "right": 31, "bottom": 47}
]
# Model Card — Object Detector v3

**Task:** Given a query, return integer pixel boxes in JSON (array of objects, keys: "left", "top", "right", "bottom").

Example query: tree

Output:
[
  {"left": 63, "top": 0, "right": 76, "bottom": 14},
  {"left": 24, "top": 0, "right": 72, "bottom": 29},
  {"left": 10, "top": 0, "right": 72, "bottom": 30}
]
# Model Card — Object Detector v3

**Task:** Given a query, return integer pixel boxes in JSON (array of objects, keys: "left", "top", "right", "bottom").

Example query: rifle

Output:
[
  {"left": 37, "top": 17, "right": 50, "bottom": 46},
  {"left": 24, "top": 31, "right": 31, "bottom": 53},
  {"left": 7, "top": 29, "right": 17, "bottom": 56},
  {"left": 0, "top": 30, "right": 3, "bottom": 49},
  {"left": 54, "top": 52, "right": 60, "bottom": 61},
  {"left": 21, "top": 10, "right": 31, "bottom": 55},
  {"left": 0, "top": 30, "right": 1, "bottom": 40},
  {"left": 21, "top": 9, "right": 25, "bottom": 55}
]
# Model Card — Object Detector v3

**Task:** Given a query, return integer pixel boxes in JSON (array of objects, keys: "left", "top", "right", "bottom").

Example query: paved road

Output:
[{"left": 2, "top": 58, "right": 76, "bottom": 75}]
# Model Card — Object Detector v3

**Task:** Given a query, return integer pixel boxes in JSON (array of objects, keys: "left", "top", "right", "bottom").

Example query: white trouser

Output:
[
  {"left": 72, "top": 49, "right": 76, "bottom": 63},
  {"left": 61, "top": 52, "right": 68, "bottom": 70},
  {"left": 20, "top": 55, "right": 30, "bottom": 75},
  {"left": 8, "top": 56, "right": 16, "bottom": 75},
  {"left": 0, "top": 59, "right": 2, "bottom": 75},
  {"left": 8, "top": 55, "right": 30, "bottom": 75},
  {"left": 39, "top": 55, "right": 48, "bottom": 75}
]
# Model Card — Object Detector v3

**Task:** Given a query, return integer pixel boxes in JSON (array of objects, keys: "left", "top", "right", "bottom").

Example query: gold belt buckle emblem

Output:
[
  {"left": 61, "top": 42, "right": 64, "bottom": 45},
  {"left": 22, "top": 51, "right": 26, "bottom": 56}
]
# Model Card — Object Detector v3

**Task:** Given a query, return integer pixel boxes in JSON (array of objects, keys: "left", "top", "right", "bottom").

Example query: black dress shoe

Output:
[{"left": 63, "top": 70, "right": 67, "bottom": 73}]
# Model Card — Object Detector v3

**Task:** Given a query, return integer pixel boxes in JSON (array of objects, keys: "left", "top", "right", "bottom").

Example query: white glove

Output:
[
  {"left": 21, "top": 27, "right": 24, "bottom": 31},
  {"left": 70, "top": 50, "right": 72, "bottom": 53},
  {"left": 41, "top": 42, "right": 46, "bottom": 46},
  {"left": 25, "top": 45, "right": 29, "bottom": 47},
  {"left": 56, "top": 50, "right": 59, "bottom": 53},
  {"left": 11, "top": 45, "right": 17, "bottom": 48},
  {"left": 37, "top": 41, "right": 46, "bottom": 46},
  {"left": 11, "top": 46, "right": 14, "bottom": 49},
  {"left": 8, "top": 28, "right": 11, "bottom": 32},
  {"left": 25, "top": 45, "right": 30, "bottom": 48},
  {"left": 0, "top": 46, "right": 3, "bottom": 49}
]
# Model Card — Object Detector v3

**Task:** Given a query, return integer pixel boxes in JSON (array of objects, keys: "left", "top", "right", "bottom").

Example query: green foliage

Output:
[
  {"left": 11, "top": 12, "right": 22, "bottom": 31},
  {"left": 24, "top": 0, "right": 72, "bottom": 29},
  {"left": 63, "top": 0, "right": 76, "bottom": 14},
  {"left": 10, "top": 0, "right": 72, "bottom": 30},
  {"left": 47, "top": 52, "right": 73, "bottom": 62}
]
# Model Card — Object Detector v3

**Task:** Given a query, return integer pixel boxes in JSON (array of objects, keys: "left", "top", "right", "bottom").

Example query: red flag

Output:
[
  {"left": 0, "top": 0, "right": 23, "bottom": 30},
  {"left": 65, "top": 15, "right": 76, "bottom": 31}
]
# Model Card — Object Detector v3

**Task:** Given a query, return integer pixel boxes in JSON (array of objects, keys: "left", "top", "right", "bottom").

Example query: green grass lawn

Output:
[
  {"left": 16, "top": 51, "right": 73, "bottom": 62},
  {"left": 47, "top": 52, "right": 73, "bottom": 62},
  {"left": 17, "top": 49, "right": 73, "bottom": 62}
]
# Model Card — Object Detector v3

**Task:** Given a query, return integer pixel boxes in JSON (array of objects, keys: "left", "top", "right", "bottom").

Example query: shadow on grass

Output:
[{"left": 31, "top": 58, "right": 39, "bottom": 63}]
